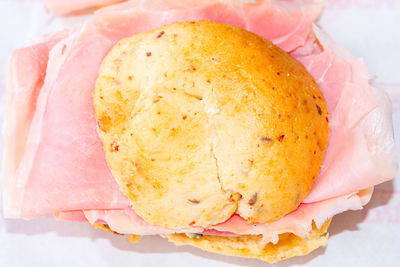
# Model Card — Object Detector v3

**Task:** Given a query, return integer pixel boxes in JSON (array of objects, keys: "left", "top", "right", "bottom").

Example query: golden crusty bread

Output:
[
  {"left": 164, "top": 219, "right": 332, "bottom": 263},
  {"left": 94, "top": 21, "right": 329, "bottom": 228}
]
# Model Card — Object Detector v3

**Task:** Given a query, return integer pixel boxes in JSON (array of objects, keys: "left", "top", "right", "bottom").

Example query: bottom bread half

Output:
[
  {"left": 93, "top": 218, "right": 331, "bottom": 263},
  {"left": 162, "top": 219, "right": 332, "bottom": 263}
]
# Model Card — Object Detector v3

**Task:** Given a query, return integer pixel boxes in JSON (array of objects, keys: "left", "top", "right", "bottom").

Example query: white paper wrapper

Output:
[{"left": 1, "top": 1, "right": 399, "bottom": 266}]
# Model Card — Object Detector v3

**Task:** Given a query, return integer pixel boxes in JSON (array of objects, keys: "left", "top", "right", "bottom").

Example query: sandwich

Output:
[{"left": 3, "top": 0, "right": 397, "bottom": 263}]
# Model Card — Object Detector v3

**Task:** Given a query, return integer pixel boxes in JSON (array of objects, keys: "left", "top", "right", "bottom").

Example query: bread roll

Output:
[{"left": 94, "top": 21, "right": 329, "bottom": 228}]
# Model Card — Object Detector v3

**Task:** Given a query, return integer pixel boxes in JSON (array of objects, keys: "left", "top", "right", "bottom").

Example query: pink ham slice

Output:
[
  {"left": 83, "top": 209, "right": 204, "bottom": 235},
  {"left": 213, "top": 188, "right": 373, "bottom": 243},
  {"left": 54, "top": 210, "right": 88, "bottom": 222},
  {"left": 298, "top": 26, "right": 397, "bottom": 202},
  {"left": 3, "top": 30, "right": 72, "bottom": 217},
  {"left": 3, "top": 28, "right": 131, "bottom": 219},
  {"left": 81, "top": 188, "right": 372, "bottom": 242},
  {"left": 44, "top": 0, "right": 125, "bottom": 15},
  {"left": 3, "top": 0, "right": 396, "bottom": 240}
]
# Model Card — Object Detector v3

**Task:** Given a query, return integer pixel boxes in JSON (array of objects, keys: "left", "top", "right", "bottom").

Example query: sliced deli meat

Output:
[
  {"left": 4, "top": 29, "right": 131, "bottom": 219},
  {"left": 54, "top": 210, "right": 88, "bottom": 222},
  {"left": 44, "top": 0, "right": 124, "bottom": 15},
  {"left": 299, "top": 26, "right": 397, "bottom": 202},
  {"left": 3, "top": 0, "right": 396, "bottom": 242},
  {"left": 81, "top": 188, "right": 373, "bottom": 244}
]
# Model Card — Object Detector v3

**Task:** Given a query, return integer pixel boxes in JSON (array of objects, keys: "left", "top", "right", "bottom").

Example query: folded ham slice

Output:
[
  {"left": 81, "top": 188, "right": 373, "bottom": 244},
  {"left": 54, "top": 210, "right": 88, "bottom": 222},
  {"left": 3, "top": 0, "right": 397, "bottom": 242},
  {"left": 44, "top": 0, "right": 125, "bottom": 15},
  {"left": 296, "top": 26, "right": 397, "bottom": 203}
]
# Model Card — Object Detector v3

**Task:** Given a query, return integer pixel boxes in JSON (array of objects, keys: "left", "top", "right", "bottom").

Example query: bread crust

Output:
[
  {"left": 94, "top": 21, "right": 329, "bottom": 228},
  {"left": 164, "top": 219, "right": 332, "bottom": 263}
]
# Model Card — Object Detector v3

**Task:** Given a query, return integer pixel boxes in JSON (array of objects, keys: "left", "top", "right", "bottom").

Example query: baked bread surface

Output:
[{"left": 94, "top": 21, "right": 329, "bottom": 228}]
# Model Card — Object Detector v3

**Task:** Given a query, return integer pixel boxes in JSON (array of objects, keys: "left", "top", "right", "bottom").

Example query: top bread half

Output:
[{"left": 93, "top": 21, "right": 329, "bottom": 228}]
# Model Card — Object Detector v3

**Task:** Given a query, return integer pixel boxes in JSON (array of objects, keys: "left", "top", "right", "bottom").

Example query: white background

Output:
[{"left": 0, "top": 0, "right": 400, "bottom": 266}]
